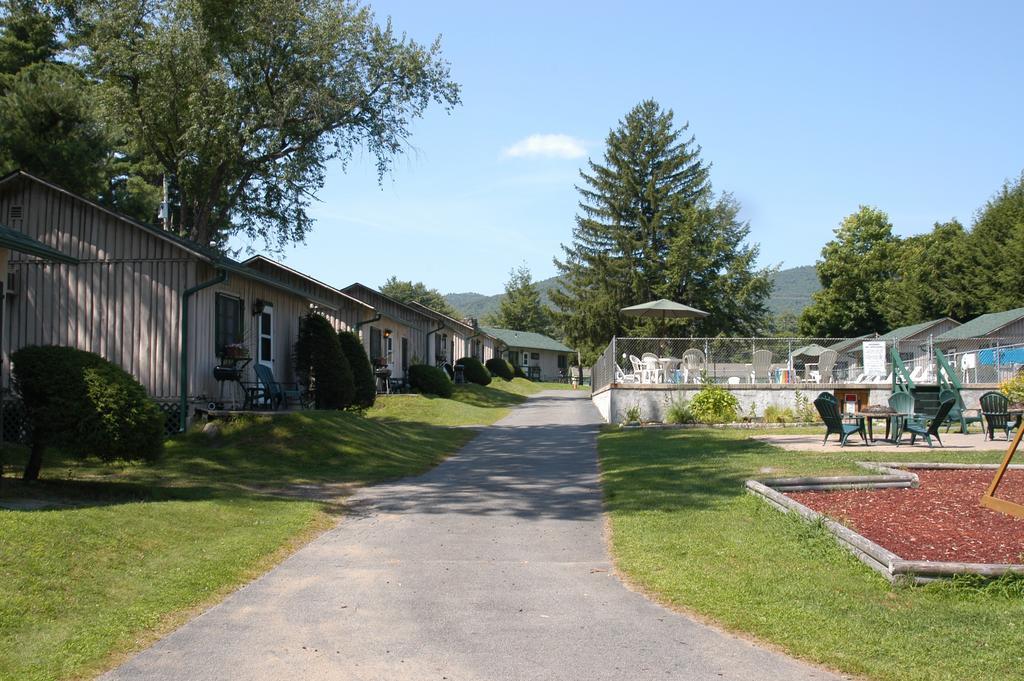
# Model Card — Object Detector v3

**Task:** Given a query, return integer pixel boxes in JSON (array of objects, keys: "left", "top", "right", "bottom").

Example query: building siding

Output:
[
  {"left": 0, "top": 180, "right": 195, "bottom": 399},
  {"left": 341, "top": 285, "right": 435, "bottom": 379}
]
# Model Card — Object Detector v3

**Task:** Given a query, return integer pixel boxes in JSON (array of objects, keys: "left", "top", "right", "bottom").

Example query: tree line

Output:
[{"left": 799, "top": 177, "right": 1024, "bottom": 338}]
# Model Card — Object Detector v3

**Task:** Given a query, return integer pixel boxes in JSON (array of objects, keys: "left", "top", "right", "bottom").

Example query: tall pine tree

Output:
[
  {"left": 552, "top": 99, "right": 772, "bottom": 359},
  {"left": 486, "top": 265, "right": 553, "bottom": 335}
]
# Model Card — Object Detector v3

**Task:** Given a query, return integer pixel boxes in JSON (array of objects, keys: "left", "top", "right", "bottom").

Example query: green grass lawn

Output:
[
  {"left": 366, "top": 378, "right": 575, "bottom": 426},
  {"left": 0, "top": 410, "right": 476, "bottom": 681},
  {"left": 367, "top": 383, "right": 525, "bottom": 426},
  {"left": 599, "top": 427, "right": 1024, "bottom": 681},
  {"left": 489, "top": 377, "right": 577, "bottom": 396}
]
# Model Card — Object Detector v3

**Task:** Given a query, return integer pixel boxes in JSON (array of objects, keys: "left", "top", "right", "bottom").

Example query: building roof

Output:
[
  {"left": 407, "top": 301, "right": 478, "bottom": 333},
  {"left": 826, "top": 333, "right": 878, "bottom": 355},
  {"left": 935, "top": 307, "right": 1024, "bottom": 341},
  {"left": 241, "top": 255, "right": 374, "bottom": 311},
  {"left": 340, "top": 283, "right": 439, "bottom": 326},
  {"left": 878, "top": 317, "right": 959, "bottom": 341},
  {"left": 481, "top": 327, "right": 572, "bottom": 353},
  {"left": 0, "top": 222, "right": 78, "bottom": 264},
  {"left": 0, "top": 171, "right": 337, "bottom": 309}
]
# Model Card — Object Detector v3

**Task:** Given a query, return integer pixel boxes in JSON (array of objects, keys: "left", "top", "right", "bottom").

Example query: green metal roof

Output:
[
  {"left": 878, "top": 317, "right": 957, "bottom": 341},
  {"left": 826, "top": 333, "right": 877, "bottom": 354},
  {"left": 480, "top": 327, "right": 572, "bottom": 353},
  {"left": 0, "top": 223, "right": 78, "bottom": 264},
  {"left": 935, "top": 307, "right": 1024, "bottom": 341}
]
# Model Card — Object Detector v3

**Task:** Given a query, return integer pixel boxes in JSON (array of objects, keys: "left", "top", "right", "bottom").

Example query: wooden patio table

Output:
[{"left": 855, "top": 406, "right": 904, "bottom": 443}]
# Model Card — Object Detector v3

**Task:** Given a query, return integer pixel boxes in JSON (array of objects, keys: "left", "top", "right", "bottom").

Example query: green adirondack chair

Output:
[
  {"left": 940, "top": 388, "right": 983, "bottom": 434},
  {"left": 814, "top": 393, "right": 867, "bottom": 446},
  {"left": 887, "top": 391, "right": 916, "bottom": 443},
  {"left": 900, "top": 397, "right": 955, "bottom": 448},
  {"left": 980, "top": 391, "right": 1017, "bottom": 441}
]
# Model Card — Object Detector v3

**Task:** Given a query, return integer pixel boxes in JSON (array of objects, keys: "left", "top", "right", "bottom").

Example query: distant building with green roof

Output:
[
  {"left": 934, "top": 307, "right": 1024, "bottom": 343},
  {"left": 481, "top": 327, "right": 573, "bottom": 381}
]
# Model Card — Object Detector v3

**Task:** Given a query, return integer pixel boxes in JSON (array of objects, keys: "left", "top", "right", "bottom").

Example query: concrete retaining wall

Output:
[{"left": 591, "top": 383, "right": 998, "bottom": 424}]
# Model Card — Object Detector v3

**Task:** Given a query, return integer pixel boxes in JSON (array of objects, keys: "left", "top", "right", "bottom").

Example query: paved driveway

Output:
[{"left": 103, "top": 391, "right": 842, "bottom": 681}]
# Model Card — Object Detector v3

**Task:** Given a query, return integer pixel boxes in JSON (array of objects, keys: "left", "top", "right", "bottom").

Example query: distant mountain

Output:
[
  {"left": 767, "top": 265, "right": 820, "bottom": 315},
  {"left": 445, "top": 276, "right": 564, "bottom": 321},
  {"left": 445, "top": 266, "right": 821, "bottom": 321}
]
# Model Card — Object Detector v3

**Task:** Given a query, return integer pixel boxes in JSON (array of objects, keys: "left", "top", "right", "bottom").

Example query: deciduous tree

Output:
[
  {"left": 799, "top": 206, "right": 901, "bottom": 337},
  {"left": 379, "top": 276, "right": 458, "bottom": 317},
  {"left": 81, "top": 0, "right": 461, "bottom": 249}
]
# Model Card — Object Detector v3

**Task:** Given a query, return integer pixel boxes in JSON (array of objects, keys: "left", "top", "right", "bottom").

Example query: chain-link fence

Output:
[{"left": 591, "top": 335, "right": 1024, "bottom": 391}]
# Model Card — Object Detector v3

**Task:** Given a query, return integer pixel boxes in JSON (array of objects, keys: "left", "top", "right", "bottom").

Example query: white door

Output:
[{"left": 258, "top": 304, "right": 274, "bottom": 368}]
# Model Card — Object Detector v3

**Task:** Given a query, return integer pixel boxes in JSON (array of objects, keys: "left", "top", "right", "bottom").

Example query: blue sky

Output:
[{"left": 242, "top": 1, "right": 1024, "bottom": 297}]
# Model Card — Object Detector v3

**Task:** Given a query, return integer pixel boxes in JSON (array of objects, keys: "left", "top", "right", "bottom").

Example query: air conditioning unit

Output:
[{"left": 4, "top": 271, "right": 16, "bottom": 296}]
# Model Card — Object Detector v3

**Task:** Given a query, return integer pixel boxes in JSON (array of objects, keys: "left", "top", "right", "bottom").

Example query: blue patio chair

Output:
[{"left": 246, "top": 363, "right": 304, "bottom": 410}]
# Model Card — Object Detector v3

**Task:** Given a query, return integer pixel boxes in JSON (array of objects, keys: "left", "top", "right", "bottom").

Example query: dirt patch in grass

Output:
[{"left": 789, "top": 470, "right": 1024, "bottom": 564}]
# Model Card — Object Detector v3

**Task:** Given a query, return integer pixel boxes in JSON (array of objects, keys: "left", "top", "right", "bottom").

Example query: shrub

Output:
[
  {"left": 12, "top": 345, "right": 164, "bottom": 480},
  {"left": 793, "top": 390, "right": 820, "bottom": 422},
  {"left": 513, "top": 364, "right": 527, "bottom": 379},
  {"left": 665, "top": 397, "right": 694, "bottom": 424},
  {"left": 763, "top": 405, "right": 796, "bottom": 424},
  {"left": 1000, "top": 371, "right": 1024, "bottom": 405},
  {"left": 689, "top": 383, "right": 739, "bottom": 424},
  {"left": 408, "top": 364, "right": 453, "bottom": 397},
  {"left": 623, "top": 403, "right": 642, "bottom": 424},
  {"left": 485, "top": 357, "right": 514, "bottom": 381},
  {"left": 294, "top": 313, "right": 354, "bottom": 409},
  {"left": 456, "top": 356, "right": 491, "bottom": 386},
  {"left": 338, "top": 330, "right": 375, "bottom": 408}
]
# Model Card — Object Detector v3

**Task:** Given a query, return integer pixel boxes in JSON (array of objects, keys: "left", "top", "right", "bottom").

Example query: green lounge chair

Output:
[
  {"left": 980, "top": 391, "right": 1018, "bottom": 441},
  {"left": 814, "top": 393, "right": 867, "bottom": 446},
  {"left": 899, "top": 397, "right": 955, "bottom": 448}
]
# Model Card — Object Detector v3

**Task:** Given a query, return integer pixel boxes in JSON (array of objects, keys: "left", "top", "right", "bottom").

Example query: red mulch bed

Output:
[{"left": 788, "top": 470, "right": 1024, "bottom": 564}]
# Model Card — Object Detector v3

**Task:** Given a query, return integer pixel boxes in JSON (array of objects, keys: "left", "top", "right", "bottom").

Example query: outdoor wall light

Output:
[
  {"left": 383, "top": 328, "right": 392, "bottom": 338},
  {"left": 252, "top": 299, "right": 267, "bottom": 315}
]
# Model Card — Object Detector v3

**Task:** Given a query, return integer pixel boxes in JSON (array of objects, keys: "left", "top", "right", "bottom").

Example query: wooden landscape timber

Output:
[{"left": 748, "top": 462, "right": 1024, "bottom": 584}]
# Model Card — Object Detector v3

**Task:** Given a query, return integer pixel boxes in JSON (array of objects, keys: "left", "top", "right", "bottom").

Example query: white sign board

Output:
[{"left": 862, "top": 341, "right": 887, "bottom": 376}]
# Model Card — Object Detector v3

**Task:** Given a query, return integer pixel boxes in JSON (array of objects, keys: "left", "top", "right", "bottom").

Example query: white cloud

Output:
[{"left": 502, "top": 133, "right": 587, "bottom": 159}]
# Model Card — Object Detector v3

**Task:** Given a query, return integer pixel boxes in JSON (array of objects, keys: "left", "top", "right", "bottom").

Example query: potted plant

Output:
[{"left": 220, "top": 342, "right": 250, "bottom": 361}]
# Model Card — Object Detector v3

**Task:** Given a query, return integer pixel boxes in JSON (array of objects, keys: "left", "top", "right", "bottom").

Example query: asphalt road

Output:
[{"left": 102, "top": 391, "right": 842, "bottom": 681}]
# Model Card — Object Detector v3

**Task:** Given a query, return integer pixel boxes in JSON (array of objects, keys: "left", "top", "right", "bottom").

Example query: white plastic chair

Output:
[
  {"left": 615, "top": 364, "right": 641, "bottom": 384},
  {"left": 642, "top": 355, "right": 665, "bottom": 383},
  {"left": 680, "top": 348, "right": 706, "bottom": 383}
]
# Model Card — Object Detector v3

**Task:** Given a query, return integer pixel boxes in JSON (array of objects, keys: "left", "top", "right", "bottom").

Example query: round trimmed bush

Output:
[
  {"left": 689, "top": 383, "right": 739, "bottom": 424},
  {"left": 485, "top": 357, "right": 514, "bottom": 381},
  {"left": 513, "top": 364, "right": 526, "bottom": 379},
  {"left": 294, "top": 313, "right": 354, "bottom": 409},
  {"left": 456, "top": 356, "right": 491, "bottom": 386},
  {"left": 408, "top": 364, "right": 453, "bottom": 397},
  {"left": 12, "top": 345, "right": 164, "bottom": 480},
  {"left": 338, "top": 330, "right": 375, "bottom": 408}
]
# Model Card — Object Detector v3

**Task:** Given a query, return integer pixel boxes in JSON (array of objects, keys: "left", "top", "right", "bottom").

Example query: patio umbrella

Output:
[
  {"left": 789, "top": 343, "right": 828, "bottom": 361},
  {"left": 788, "top": 343, "right": 827, "bottom": 371},
  {"left": 620, "top": 299, "right": 709, "bottom": 337}
]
